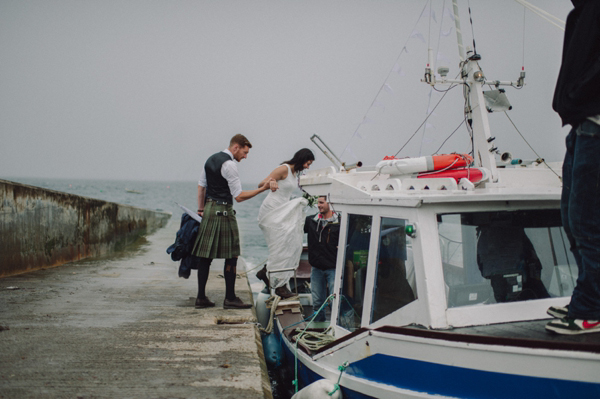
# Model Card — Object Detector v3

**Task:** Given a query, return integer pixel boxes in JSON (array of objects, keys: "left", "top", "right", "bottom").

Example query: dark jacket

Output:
[
  {"left": 304, "top": 213, "right": 341, "bottom": 270},
  {"left": 552, "top": 0, "right": 600, "bottom": 127},
  {"left": 166, "top": 213, "right": 202, "bottom": 279}
]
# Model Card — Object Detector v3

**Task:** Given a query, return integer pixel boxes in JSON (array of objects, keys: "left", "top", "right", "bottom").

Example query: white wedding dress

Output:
[{"left": 258, "top": 164, "right": 307, "bottom": 289}]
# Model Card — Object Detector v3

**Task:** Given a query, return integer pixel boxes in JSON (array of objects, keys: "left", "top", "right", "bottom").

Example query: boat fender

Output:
[
  {"left": 255, "top": 291, "right": 271, "bottom": 328},
  {"left": 261, "top": 332, "right": 284, "bottom": 368},
  {"left": 291, "top": 379, "right": 342, "bottom": 399}
]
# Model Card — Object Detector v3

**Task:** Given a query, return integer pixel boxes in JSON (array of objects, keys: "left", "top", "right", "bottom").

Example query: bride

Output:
[{"left": 257, "top": 148, "right": 315, "bottom": 298}]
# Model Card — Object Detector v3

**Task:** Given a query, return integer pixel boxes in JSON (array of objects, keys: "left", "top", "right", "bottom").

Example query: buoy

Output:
[
  {"left": 377, "top": 154, "right": 473, "bottom": 175},
  {"left": 261, "top": 332, "right": 283, "bottom": 368},
  {"left": 255, "top": 290, "right": 271, "bottom": 328},
  {"left": 291, "top": 379, "right": 342, "bottom": 399},
  {"left": 417, "top": 167, "right": 488, "bottom": 183}
]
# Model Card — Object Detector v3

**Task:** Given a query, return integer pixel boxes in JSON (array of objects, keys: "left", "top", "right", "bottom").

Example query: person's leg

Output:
[
  {"left": 196, "top": 257, "right": 214, "bottom": 308},
  {"left": 223, "top": 257, "right": 252, "bottom": 309},
  {"left": 325, "top": 269, "right": 336, "bottom": 297},
  {"left": 566, "top": 121, "right": 600, "bottom": 320},
  {"left": 561, "top": 127, "right": 583, "bottom": 273},
  {"left": 311, "top": 268, "right": 327, "bottom": 322},
  {"left": 324, "top": 268, "right": 337, "bottom": 321},
  {"left": 224, "top": 257, "right": 238, "bottom": 301},
  {"left": 546, "top": 128, "right": 579, "bottom": 319}
]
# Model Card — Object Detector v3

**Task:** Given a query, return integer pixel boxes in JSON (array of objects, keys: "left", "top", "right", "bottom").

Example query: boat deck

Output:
[{"left": 415, "top": 319, "right": 600, "bottom": 352}]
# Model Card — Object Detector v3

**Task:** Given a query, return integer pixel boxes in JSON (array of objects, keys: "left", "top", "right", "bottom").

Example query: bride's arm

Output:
[{"left": 258, "top": 164, "right": 288, "bottom": 190}]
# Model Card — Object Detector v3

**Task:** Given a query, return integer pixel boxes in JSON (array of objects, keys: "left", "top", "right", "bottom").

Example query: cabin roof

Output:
[{"left": 300, "top": 164, "right": 562, "bottom": 207}]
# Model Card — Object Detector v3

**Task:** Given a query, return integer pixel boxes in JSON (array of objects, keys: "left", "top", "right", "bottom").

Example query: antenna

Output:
[{"left": 452, "top": 0, "right": 466, "bottom": 62}]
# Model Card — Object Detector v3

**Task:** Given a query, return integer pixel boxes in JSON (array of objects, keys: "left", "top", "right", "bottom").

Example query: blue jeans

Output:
[
  {"left": 562, "top": 120, "right": 600, "bottom": 320},
  {"left": 311, "top": 268, "right": 336, "bottom": 322}
]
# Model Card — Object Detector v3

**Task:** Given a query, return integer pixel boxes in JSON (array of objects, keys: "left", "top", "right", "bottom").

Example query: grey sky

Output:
[{"left": 0, "top": 0, "right": 572, "bottom": 184}]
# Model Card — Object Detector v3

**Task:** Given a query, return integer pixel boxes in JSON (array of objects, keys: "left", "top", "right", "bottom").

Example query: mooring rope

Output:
[{"left": 292, "top": 294, "right": 336, "bottom": 393}]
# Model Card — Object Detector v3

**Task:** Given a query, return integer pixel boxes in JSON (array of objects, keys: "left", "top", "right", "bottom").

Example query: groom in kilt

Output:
[{"left": 193, "top": 134, "right": 273, "bottom": 309}]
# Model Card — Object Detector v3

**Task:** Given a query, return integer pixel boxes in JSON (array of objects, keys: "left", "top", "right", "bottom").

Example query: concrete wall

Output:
[{"left": 0, "top": 179, "right": 171, "bottom": 277}]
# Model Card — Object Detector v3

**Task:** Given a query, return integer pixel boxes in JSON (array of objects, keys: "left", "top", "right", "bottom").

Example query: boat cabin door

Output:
[{"left": 334, "top": 211, "right": 418, "bottom": 332}]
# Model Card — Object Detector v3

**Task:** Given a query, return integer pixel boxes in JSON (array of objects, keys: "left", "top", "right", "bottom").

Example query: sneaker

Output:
[
  {"left": 195, "top": 297, "right": 215, "bottom": 308},
  {"left": 546, "top": 304, "right": 569, "bottom": 319},
  {"left": 223, "top": 297, "right": 252, "bottom": 309},
  {"left": 545, "top": 317, "right": 600, "bottom": 335}
]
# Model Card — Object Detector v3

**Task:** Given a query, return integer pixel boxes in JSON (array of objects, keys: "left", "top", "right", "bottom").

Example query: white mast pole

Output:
[
  {"left": 452, "top": 0, "right": 499, "bottom": 182},
  {"left": 467, "top": 65, "right": 499, "bottom": 182}
]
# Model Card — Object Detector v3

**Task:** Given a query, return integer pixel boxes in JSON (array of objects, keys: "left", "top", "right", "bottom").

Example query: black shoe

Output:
[
  {"left": 256, "top": 264, "right": 270, "bottom": 289},
  {"left": 223, "top": 297, "right": 252, "bottom": 309},
  {"left": 275, "top": 286, "right": 295, "bottom": 299},
  {"left": 195, "top": 297, "right": 215, "bottom": 308}
]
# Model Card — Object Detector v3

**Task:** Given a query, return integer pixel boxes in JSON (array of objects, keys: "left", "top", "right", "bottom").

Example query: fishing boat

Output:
[{"left": 256, "top": 1, "right": 600, "bottom": 398}]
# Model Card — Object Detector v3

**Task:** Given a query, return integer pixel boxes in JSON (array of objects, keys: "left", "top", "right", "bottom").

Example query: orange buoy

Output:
[
  {"left": 377, "top": 154, "right": 473, "bottom": 175},
  {"left": 417, "top": 167, "right": 488, "bottom": 183},
  {"left": 431, "top": 154, "right": 473, "bottom": 170}
]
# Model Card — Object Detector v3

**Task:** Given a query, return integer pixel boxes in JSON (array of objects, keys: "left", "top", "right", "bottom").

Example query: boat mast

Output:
[
  {"left": 426, "top": 0, "right": 531, "bottom": 183},
  {"left": 450, "top": 0, "right": 498, "bottom": 182}
]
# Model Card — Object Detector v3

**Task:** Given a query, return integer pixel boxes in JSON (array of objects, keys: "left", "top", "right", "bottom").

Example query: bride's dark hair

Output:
[{"left": 283, "top": 148, "right": 315, "bottom": 173}]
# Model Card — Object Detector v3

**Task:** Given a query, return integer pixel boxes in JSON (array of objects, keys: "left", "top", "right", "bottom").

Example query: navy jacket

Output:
[{"left": 166, "top": 213, "right": 202, "bottom": 279}]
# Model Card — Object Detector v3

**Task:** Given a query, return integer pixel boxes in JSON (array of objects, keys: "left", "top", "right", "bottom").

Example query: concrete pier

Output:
[
  {"left": 0, "top": 179, "right": 171, "bottom": 277},
  {"left": 0, "top": 221, "right": 272, "bottom": 399}
]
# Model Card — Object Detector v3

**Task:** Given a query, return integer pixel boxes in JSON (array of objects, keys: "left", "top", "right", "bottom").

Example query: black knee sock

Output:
[
  {"left": 224, "top": 258, "right": 238, "bottom": 301},
  {"left": 197, "top": 257, "right": 212, "bottom": 299}
]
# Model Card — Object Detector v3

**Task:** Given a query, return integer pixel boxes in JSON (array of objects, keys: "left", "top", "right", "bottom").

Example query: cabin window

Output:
[
  {"left": 371, "top": 217, "right": 417, "bottom": 323},
  {"left": 438, "top": 209, "right": 577, "bottom": 308},
  {"left": 338, "top": 214, "right": 372, "bottom": 331}
]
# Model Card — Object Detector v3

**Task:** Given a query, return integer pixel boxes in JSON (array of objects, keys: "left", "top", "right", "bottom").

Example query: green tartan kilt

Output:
[{"left": 192, "top": 201, "right": 240, "bottom": 259}]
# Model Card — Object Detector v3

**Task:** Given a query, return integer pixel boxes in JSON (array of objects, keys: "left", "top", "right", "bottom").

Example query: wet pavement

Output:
[{"left": 0, "top": 222, "right": 271, "bottom": 399}]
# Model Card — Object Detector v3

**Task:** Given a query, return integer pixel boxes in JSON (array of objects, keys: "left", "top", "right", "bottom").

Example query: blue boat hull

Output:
[{"left": 278, "top": 325, "right": 600, "bottom": 399}]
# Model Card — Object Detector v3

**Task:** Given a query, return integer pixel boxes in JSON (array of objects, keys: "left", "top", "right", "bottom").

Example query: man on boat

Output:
[
  {"left": 192, "top": 134, "right": 273, "bottom": 309},
  {"left": 304, "top": 196, "right": 340, "bottom": 322},
  {"left": 547, "top": 0, "right": 600, "bottom": 335}
]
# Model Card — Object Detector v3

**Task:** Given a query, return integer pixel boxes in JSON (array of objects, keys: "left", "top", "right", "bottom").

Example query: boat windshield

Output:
[
  {"left": 438, "top": 209, "right": 577, "bottom": 308},
  {"left": 338, "top": 214, "right": 417, "bottom": 330}
]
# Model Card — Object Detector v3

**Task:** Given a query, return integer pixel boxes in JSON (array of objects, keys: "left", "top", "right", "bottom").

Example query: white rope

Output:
[
  {"left": 340, "top": 1, "right": 430, "bottom": 160},
  {"left": 259, "top": 294, "right": 301, "bottom": 334},
  {"left": 259, "top": 295, "right": 280, "bottom": 334},
  {"left": 513, "top": 0, "right": 565, "bottom": 31},
  {"left": 293, "top": 326, "right": 335, "bottom": 351}
]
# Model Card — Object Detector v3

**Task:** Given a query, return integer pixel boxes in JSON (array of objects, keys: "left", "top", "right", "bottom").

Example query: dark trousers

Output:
[{"left": 562, "top": 120, "right": 600, "bottom": 319}]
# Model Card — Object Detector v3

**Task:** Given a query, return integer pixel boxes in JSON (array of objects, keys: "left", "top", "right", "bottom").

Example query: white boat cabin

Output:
[{"left": 300, "top": 162, "right": 576, "bottom": 338}]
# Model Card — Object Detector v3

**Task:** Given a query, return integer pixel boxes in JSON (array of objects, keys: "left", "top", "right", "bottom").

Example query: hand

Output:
[
  {"left": 197, "top": 210, "right": 204, "bottom": 217},
  {"left": 269, "top": 179, "right": 278, "bottom": 192}
]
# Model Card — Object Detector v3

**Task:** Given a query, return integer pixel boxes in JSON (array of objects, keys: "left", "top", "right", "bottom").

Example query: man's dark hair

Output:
[{"left": 230, "top": 134, "right": 252, "bottom": 148}]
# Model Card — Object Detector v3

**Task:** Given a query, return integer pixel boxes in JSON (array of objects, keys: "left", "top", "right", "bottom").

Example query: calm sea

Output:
[{"left": 7, "top": 177, "right": 271, "bottom": 273}]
